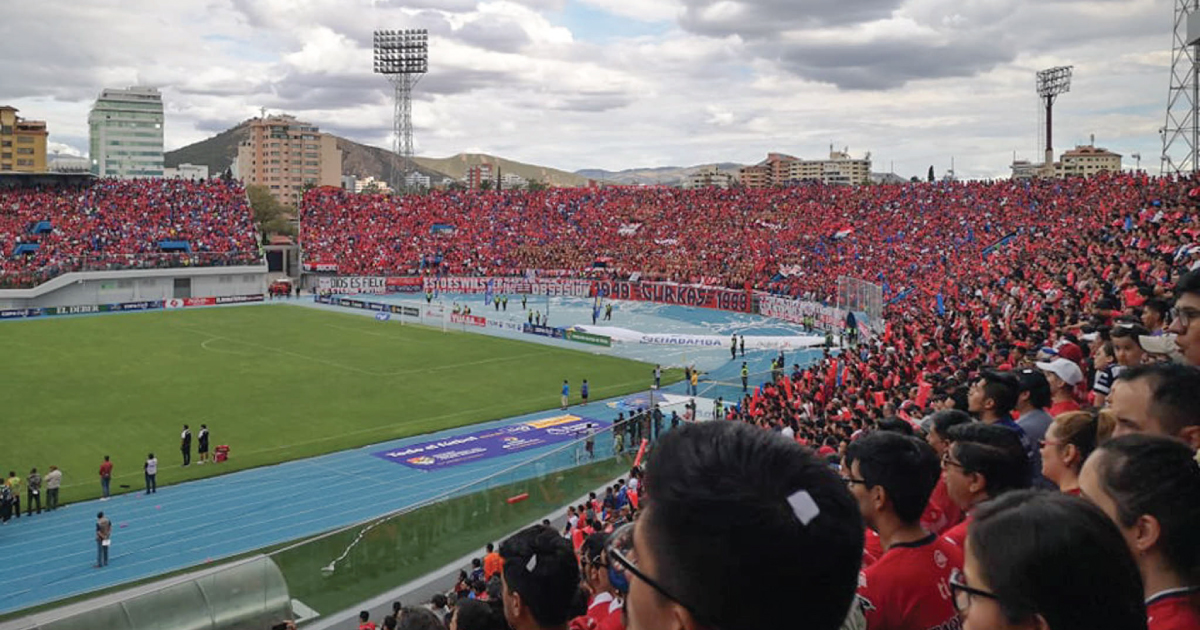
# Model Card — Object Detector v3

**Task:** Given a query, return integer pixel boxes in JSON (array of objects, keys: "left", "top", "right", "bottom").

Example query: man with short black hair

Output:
[
  {"left": 1109, "top": 363, "right": 1200, "bottom": 451},
  {"left": 499, "top": 525, "right": 580, "bottom": 630},
  {"left": 939, "top": 422, "right": 1031, "bottom": 548},
  {"left": 617, "top": 421, "right": 863, "bottom": 630},
  {"left": 1168, "top": 269, "right": 1200, "bottom": 365},
  {"left": 483, "top": 541, "right": 502, "bottom": 581},
  {"left": 1143, "top": 297, "right": 1170, "bottom": 334},
  {"left": 966, "top": 370, "right": 1020, "bottom": 427},
  {"left": 844, "top": 432, "right": 963, "bottom": 630}
]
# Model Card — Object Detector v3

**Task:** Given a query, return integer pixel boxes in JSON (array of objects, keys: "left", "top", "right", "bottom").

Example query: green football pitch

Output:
[{"left": 0, "top": 304, "right": 665, "bottom": 505}]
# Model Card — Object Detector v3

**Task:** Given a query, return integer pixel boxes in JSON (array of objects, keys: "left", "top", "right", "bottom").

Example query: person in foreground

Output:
[
  {"left": 954, "top": 490, "right": 1146, "bottom": 630},
  {"left": 500, "top": 524, "right": 581, "bottom": 630},
  {"left": 844, "top": 431, "right": 964, "bottom": 630},
  {"left": 613, "top": 421, "right": 864, "bottom": 630},
  {"left": 1080, "top": 434, "right": 1200, "bottom": 630}
]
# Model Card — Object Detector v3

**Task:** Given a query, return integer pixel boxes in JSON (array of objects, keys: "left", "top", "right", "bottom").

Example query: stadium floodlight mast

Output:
[
  {"left": 1161, "top": 0, "right": 1200, "bottom": 175},
  {"left": 1036, "top": 66, "right": 1073, "bottom": 168},
  {"left": 373, "top": 29, "right": 428, "bottom": 192}
]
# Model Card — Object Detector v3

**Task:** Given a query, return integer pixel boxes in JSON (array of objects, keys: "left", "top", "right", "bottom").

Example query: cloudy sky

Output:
[{"left": 1, "top": 0, "right": 1179, "bottom": 179}]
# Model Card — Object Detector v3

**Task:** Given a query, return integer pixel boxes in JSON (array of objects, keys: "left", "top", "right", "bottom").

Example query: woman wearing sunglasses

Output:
[
  {"left": 1039, "top": 410, "right": 1114, "bottom": 495},
  {"left": 951, "top": 490, "right": 1145, "bottom": 630}
]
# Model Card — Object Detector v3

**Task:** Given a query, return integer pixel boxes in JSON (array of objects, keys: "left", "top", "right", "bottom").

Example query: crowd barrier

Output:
[{"left": 312, "top": 275, "right": 876, "bottom": 338}]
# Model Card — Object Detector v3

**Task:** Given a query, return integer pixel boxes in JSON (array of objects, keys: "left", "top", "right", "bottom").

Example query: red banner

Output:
[
  {"left": 450, "top": 313, "right": 487, "bottom": 327},
  {"left": 591, "top": 280, "right": 751, "bottom": 312},
  {"left": 386, "top": 277, "right": 424, "bottom": 293}
]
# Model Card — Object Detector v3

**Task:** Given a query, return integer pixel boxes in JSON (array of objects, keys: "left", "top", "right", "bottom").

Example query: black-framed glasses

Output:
[
  {"left": 841, "top": 476, "right": 868, "bottom": 486},
  {"left": 606, "top": 522, "right": 703, "bottom": 618},
  {"left": 949, "top": 568, "right": 999, "bottom": 613}
]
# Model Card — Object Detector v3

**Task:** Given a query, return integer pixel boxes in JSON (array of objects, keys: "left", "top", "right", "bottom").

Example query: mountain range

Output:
[{"left": 164, "top": 120, "right": 750, "bottom": 188}]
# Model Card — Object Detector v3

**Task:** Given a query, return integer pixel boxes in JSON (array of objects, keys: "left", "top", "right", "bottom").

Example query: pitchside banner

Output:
[
  {"left": 372, "top": 415, "right": 610, "bottom": 470},
  {"left": 318, "top": 276, "right": 388, "bottom": 295},
  {"left": 424, "top": 277, "right": 592, "bottom": 297}
]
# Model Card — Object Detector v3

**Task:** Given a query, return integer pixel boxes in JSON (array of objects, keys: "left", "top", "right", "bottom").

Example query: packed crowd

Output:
[
  {"left": 301, "top": 175, "right": 1155, "bottom": 301},
  {"left": 344, "top": 418, "right": 1198, "bottom": 630},
  {"left": 0, "top": 179, "right": 260, "bottom": 288},
  {"left": 322, "top": 172, "right": 1200, "bottom": 630}
]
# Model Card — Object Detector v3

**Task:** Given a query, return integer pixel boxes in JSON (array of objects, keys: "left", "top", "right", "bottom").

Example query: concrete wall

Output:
[{"left": 0, "top": 266, "right": 267, "bottom": 309}]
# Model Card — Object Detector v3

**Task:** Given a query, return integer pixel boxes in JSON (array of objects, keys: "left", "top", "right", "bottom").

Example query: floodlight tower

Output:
[
  {"left": 1036, "top": 66, "right": 1073, "bottom": 167},
  {"left": 373, "top": 29, "right": 428, "bottom": 191},
  {"left": 1161, "top": 0, "right": 1200, "bottom": 175}
]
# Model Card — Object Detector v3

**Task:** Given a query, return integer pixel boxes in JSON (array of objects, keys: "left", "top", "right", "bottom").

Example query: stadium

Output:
[{"left": 4, "top": 3, "right": 1200, "bottom": 630}]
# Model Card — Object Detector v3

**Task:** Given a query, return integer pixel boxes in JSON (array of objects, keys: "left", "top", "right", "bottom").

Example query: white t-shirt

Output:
[
  {"left": 781, "top": 426, "right": 795, "bottom": 440},
  {"left": 145, "top": 458, "right": 158, "bottom": 475}
]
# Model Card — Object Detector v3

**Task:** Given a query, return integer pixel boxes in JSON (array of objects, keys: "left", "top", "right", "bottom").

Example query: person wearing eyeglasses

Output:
[
  {"left": 939, "top": 423, "right": 1032, "bottom": 549},
  {"left": 575, "top": 533, "right": 623, "bottom": 630},
  {"left": 950, "top": 490, "right": 1146, "bottom": 630},
  {"left": 1039, "top": 410, "right": 1115, "bottom": 496},
  {"left": 499, "top": 525, "right": 581, "bottom": 630},
  {"left": 1108, "top": 364, "right": 1200, "bottom": 451},
  {"left": 920, "top": 411, "right": 969, "bottom": 526},
  {"left": 843, "top": 431, "right": 964, "bottom": 630},
  {"left": 1080, "top": 435, "right": 1200, "bottom": 630},
  {"left": 1169, "top": 270, "right": 1200, "bottom": 366},
  {"left": 609, "top": 421, "right": 864, "bottom": 630}
]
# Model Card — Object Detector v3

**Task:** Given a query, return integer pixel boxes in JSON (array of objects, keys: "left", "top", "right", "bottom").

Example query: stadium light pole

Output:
[
  {"left": 373, "top": 29, "right": 428, "bottom": 193},
  {"left": 1036, "top": 66, "right": 1073, "bottom": 168}
]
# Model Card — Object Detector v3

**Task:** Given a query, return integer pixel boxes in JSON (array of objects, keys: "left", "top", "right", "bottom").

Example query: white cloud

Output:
[{"left": 0, "top": 0, "right": 1177, "bottom": 179}]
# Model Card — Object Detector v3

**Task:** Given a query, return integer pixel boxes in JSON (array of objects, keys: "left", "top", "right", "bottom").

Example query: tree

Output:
[
  {"left": 526, "top": 180, "right": 548, "bottom": 192},
  {"left": 245, "top": 184, "right": 295, "bottom": 237},
  {"left": 480, "top": 179, "right": 494, "bottom": 191},
  {"left": 927, "top": 166, "right": 935, "bottom": 183}
]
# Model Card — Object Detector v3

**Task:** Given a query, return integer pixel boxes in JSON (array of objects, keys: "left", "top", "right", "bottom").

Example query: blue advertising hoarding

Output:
[{"left": 372, "top": 415, "right": 609, "bottom": 470}]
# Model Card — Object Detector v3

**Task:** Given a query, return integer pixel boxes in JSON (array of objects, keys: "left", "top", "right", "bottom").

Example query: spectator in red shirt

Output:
[
  {"left": 1035, "top": 358, "right": 1084, "bottom": 417},
  {"left": 940, "top": 423, "right": 1031, "bottom": 548},
  {"left": 1081, "top": 435, "right": 1200, "bottom": 630},
  {"left": 98, "top": 455, "right": 113, "bottom": 500},
  {"left": 1039, "top": 410, "right": 1115, "bottom": 495},
  {"left": 1109, "top": 364, "right": 1200, "bottom": 451},
  {"left": 575, "top": 533, "right": 622, "bottom": 630},
  {"left": 844, "top": 431, "right": 963, "bottom": 630},
  {"left": 921, "top": 410, "right": 971, "bottom": 534},
  {"left": 952, "top": 490, "right": 1146, "bottom": 630},
  {"left": 614, "top": 421, "right": 863, "bottom": 630}
]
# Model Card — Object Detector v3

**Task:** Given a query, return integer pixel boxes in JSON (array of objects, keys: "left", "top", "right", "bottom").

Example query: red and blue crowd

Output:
[
  {"left": 0, "top": 178, "right": 260, "bottom": 288},
  {"left": 344, "top": 173, "right": 1200, "bottom": 630}
]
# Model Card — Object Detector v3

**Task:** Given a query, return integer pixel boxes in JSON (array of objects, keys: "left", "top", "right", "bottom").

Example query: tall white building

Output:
[{"left": 88, "top": 86, "right": 164, "bottom": 179}]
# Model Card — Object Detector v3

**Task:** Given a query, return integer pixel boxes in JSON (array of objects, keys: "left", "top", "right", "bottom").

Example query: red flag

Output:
[{"left": 916, "top": 381, "right": 933, "bottom": 409}]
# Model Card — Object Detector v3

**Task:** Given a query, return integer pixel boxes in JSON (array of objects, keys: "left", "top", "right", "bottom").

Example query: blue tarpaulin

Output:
[
  {"left": 28, "top": 221, "right": 52, "bottom": 235},
  {"left": 158, "top": 241, "right": 191, "bottom": 253},
  {"left": 430, "top": 224, "right": 456, "bottom": 235},
  {"left": 13, "top": 243, "right": 39, "bottom": 255}
]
